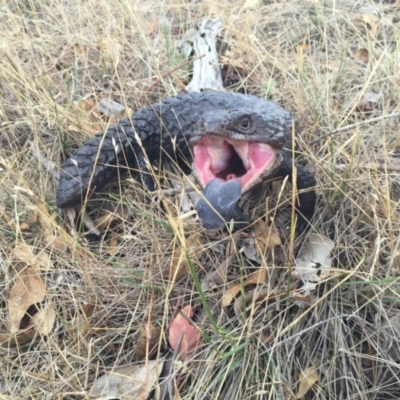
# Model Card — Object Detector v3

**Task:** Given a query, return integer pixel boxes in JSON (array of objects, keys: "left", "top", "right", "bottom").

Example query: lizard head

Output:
[{"left": 189, "top": 108, "right": 294, "bottom": 230}]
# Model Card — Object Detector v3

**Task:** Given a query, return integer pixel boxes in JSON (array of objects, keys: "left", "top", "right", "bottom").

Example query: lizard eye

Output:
[{"left": 240, "top": 118, "right": 251, "bottom": 130}]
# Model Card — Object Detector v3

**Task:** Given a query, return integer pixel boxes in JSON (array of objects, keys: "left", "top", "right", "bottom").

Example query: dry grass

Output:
[{"left": 1, "top": 0, "right": 400, "bottom": 399}]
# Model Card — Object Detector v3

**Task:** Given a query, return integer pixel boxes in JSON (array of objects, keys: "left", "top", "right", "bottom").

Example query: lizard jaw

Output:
[
  {"left": 192, "top": 135, "right": 278, "bottom": 230},
  {"left": 192, "top": 136, "right": 277, "bottom": 193}
]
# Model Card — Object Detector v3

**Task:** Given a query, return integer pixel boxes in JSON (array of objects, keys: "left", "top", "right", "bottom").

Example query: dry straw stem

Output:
[{"left": 1, "top": 1, "right": 400, "bottom": 399}]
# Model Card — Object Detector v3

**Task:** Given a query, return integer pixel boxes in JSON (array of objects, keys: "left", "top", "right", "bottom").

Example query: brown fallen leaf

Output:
[
  {"left": 353, "top": 48, "right": 369, "bottom": 63},
  {"left": 12, "top": 243, "right": 51, "bottom": 273},
  {"left": 82, "top": 302, "right": 99, "bottom": 319},
  {"left": 222, "top": 269, "right": 267, "bottom": 307},
  {"left": 37, "top": 204, "right": 68, "bottom": 252},
  {"left": 72, "top": 96, "right": 96, "bottom": 112},
  {"left": 145, "top": 20, "right": 159, "bottom": 36},
  {"left": 107, "top": 232, "right": 120, "bottom": 256},
  {"left": 19, "top": 222, "right": 30, "bottom": 231},
  {"left": 0, "top": 327, "right": 36, "bottom": 347},
  {"left": 168, "top": 305, "right": 202, "bottom": 362},
  {"left": 90, "top": 360, "right": 164, "bottom": 400},
  {"left": 135, "top": 325, "right": 162, "bottom": 361},
  {"left": 296, "top": 366, "right": 319, "bottom": 399},
  {"left": 291, "top": 292, "right": 314, "bottom": 304},
  {"left": 83, "top": 98, "right": 96, "bottom": 111},
  {"left": 93, "top": 205, "right": 131, "bottom": 233},
  {"left": 253, "top": 219, "right": 282, "bottom": 255},
  {"left": 201, "top": 254, "right": 235, "bottom": 290},
  {"left": 8, "top": 267, "right": 46, "bottom": 334},
  {"left": 354, "top": 91, "right": 382, "bottom": 117},
  {"left": 44, "top": 234, "right": 68, "bottom": 252}
]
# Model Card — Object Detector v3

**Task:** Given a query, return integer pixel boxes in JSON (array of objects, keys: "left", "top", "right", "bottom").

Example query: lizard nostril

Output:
[{"left": 220, "top": 123, "right": 226, "bottom": 130}]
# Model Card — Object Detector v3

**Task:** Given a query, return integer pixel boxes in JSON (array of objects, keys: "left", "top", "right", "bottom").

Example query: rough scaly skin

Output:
[{"left": 57, "top": 91, "right": 316, "bottom": 231}]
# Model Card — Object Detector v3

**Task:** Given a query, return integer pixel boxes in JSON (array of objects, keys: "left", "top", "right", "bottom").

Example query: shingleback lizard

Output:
[{"left": 56, "top": 91, "right": 316, "bottom": 232}]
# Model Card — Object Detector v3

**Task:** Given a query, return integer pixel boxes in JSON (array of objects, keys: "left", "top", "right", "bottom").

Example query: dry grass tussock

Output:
[{"left": 1, "top": 0, "right": 400, "bottom": 399}]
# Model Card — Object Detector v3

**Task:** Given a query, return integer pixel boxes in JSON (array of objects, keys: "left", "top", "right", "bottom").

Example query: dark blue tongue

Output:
[{"left": 196, "top": 178, "right": 241, "bottom": 230}]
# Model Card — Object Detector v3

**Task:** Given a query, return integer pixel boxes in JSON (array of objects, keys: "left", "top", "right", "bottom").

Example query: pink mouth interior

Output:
[{"left": 193, "top": 136, "right": 277, "bottom": 192}]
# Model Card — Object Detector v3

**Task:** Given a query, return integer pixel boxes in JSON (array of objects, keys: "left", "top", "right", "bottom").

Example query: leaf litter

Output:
[{"left": 1, "top": 1, "right": 400, "bottom": 398}]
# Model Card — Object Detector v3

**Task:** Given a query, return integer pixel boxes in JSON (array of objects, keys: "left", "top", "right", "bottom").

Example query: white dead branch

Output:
[{"left": 182, "top": 18, "right": 224, "bottom": 92}]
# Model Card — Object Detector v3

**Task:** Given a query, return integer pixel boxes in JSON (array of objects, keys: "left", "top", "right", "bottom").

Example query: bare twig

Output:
[{"left": 311, "top": 111, "right": 400, "bottom": 145}]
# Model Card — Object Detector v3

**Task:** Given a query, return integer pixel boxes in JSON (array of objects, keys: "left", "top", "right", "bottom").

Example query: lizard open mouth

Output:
[
  {"left": 193, "top": 136, "right": 277, "bottom": 191},
  {"left": 192, "top": 136, "right": 278, "bottom": 229}
]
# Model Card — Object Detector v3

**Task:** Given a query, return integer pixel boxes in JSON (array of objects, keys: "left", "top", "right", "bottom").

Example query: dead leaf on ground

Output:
[
  {"left": 12, "top": 243, "right": 51, "bottom": 273},
  {"left": 82, "top": 302, "right": 99, "bottom": 319},
  {"left": 292, "top": 233, "right": 334, "bottom": 295},
  {"left": 44, "top": 234, "right": 68, "bottom": 252},
  {"left": 352, "top": 14, "right": 381, "bottom": 36},
  {"left": 168, "top": 305, "right": 202, "bottom": 362},
  {"left": 93, "top": 206, "right": 131, "bottom": 232},
  {"left": 253, "top": 219, "right": 282, "bottom": 255},
  {"left": 0, "top": 328, "right": 36, "bottom": 347},
  {"left": 19, "top": 222, "right": 30, "bottom": 230},
  {"left": 6, "top": 267, "right": 54, "bottom": 342},
  {"left": 354, "top": 91, "right": 382, "bottom": 116},
  {"left": 291, "top": 292, "right": 314, "bottom": 305},
  {"left": 37, "top": 204, "right": 68, "bottom": 252},
  {"left": 296, "top": 366, "right": 319, "bottom": 399},
  {"left": 135, "top": 325, "right": 162, "bottom": 361},
  {"left": 222, "top": 269, "right": 267, "bottom": 307},
  {"left": 8, "top": 267, "right": 47, "bottom": 333},
  {"left": 239, "top": 220, "right": 281, "bottom": 263},
  {"left": 353, "top": 48, "right": 369, "bottom": 63},
  {"left": 90, "top": 360, "right": 164, "bottom": 400},
  {"left": 145, "top": 20, "right": 159, "bottom": 36},
  {"left": 107, "top": 232, "right": 120, "bottom": 256},
  {"left": 73, "top": 97, "right": 96, "bottom": 112},
  {"left": 201, "top": 254, "right": 235, "bottom": 290}
]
